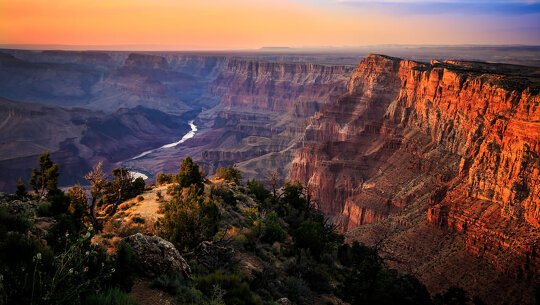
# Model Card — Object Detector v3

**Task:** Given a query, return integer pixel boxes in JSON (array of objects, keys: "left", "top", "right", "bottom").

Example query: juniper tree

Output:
[
  {"left": 176, "top": 156, "right": 203, "bottom": 190},
  {"left": 29, "top": 151, "right": 59, "bottom": 200}
]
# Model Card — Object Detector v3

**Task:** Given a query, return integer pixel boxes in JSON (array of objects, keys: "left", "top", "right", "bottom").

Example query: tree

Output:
[
  {"left": 67, "top": 184, "right": 87, "bottom": 220},
  {"left": 158, "top": 186, "right": 219, "bottom": 251},
  {"left": 246, "top": 179, "right": 270, "bottom": 203},
  {"left": 281, "top": 181, "right": 307, "bottom": 210},
  {"left": 106, "top": 168, "right": 134, "bottom": 215},
  {"left": 267, "top": 170, "right": 280, "bottom": 198},
  {"left": 215, "top": 166, "right": 242, "bottom": 184},
  {"left": 131, "top": 177, "right": 145, "bottom": 196},
  {"left": 156, "top": 173, "right": 174, "bottom": 185},
  {"left": 15, "top": 177, "right": 27, "bottom": 199},
  {"left": 85, "top": 161, "right": 107, "bottom": 228},
  {"left": 29, "top": 151, "right": 59, "bottom": 200},
  {"left": 176, "top": 157, "right": 203, "bottom": 190},
  {"left": 261, "top": 211, "right": 286, "bottom": 244}
]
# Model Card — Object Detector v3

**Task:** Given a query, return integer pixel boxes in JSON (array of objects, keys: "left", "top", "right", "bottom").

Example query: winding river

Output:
[{"left": 127, "top": 120, "right": 198, "bottom": 179}]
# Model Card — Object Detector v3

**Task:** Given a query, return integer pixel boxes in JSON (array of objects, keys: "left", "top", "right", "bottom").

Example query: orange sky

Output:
[{"left": 1, "top": 0, "right": 539, "bottom": 50}]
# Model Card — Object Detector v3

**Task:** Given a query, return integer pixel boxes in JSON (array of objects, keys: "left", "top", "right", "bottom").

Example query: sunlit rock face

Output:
[
  {"left": 182, "top": 59, "right": 355, "bottom": 182},
  {"left": 290, "top": 54, "right": 539, "bottom": 304}
]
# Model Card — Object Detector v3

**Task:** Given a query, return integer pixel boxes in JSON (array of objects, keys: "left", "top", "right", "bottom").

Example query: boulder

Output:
[{"left": 123, "top": 233, "right": 191, "bottom": 278}]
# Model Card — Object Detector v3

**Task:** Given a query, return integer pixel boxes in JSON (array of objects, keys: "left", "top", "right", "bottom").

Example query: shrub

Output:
[
  {"left": 176, "top": 157, "right": 203, "bottom": 190},
  {"left": 156, "top": 190, "right": 163, "bottom": 202},
  {"left": 293, "top": 219, "right": 327, "bottom": 257},
  {"left": 132, "top": 177, "right": 145, "bottom": 196},
  {"left": 261, "top": 211, "right": 286, "bottom": 244},
  {"left": 84, "top": 288, "right": 139, "bottom": 305},
  {"left": 110, "top": 241, "right": 136, "bottom": 291},
  {"left": 195, "top": 272, "right": 262, "bottom": 305},
  {"left": 246, "top": 180, "right": 270, "bottom": 203},
  {"left": 212, "top": 185, "right": 236, "bottom": 206},
  {"left": 15, "top": 177, "right": 27, "bottom": 199},
  {"left": 151, "top": 273, "right": 186, "bottom": 294},
  {"left": 156, "top": 173, "right": 174, "bottom": 185},
  {"left": 132, "top": 216, "right": 145, "bottom": 224},
  {"left": 158, "top": 187, "right": 220, "bottom": 251},
  {"left": 136, "top": 195, "right": 144, "bottom": 202},
  {"left": 215, "top": 166, "right": 242, "bottom": 184}
]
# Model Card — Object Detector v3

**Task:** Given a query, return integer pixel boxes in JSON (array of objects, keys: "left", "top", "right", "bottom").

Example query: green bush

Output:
[
  {"left": 215, "top": 166, "right": 242, "bottom": 184},
  {"left": 246, "top": 180, "right": 271, "bottom": 203},
  {"left": 195, "top": 272, "right": 262, "bottom": 305},
  {"left": 0, "top": 206, "right": 31, "bottom": 235},
  {"left": 151, "top": 273, "right": 186, "bottom": 294},
  {"left": 293, "top": 219, "right": 327, "bottom": 257},
  {"left": 176, "top": 157, "right": 203, "bottom": 190},
  {"left": 261, "top": 211, "right": 286, "bottom": 244},
  {"left": 212, "top": 185, "right": 236, "bottom": 206},
  {"left": 110, "top": 241, "right": 136, "bottom": 291},
  {"left": 158, "top": 187, "right": 220, "bottom": 251},
  {"left": 156, "top": 173, "right": 174, "bottom": 185},
  {"left": 84, "top": 288, "right": 139, "bottom": 305}
]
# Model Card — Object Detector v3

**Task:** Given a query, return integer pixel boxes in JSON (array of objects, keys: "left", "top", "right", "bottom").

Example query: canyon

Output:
[
  {"left": 1, "top": 47, "right": 539, "bottom": 304},
  {"left": 290, "top": 54, "right": 539, "bottom": 304}
]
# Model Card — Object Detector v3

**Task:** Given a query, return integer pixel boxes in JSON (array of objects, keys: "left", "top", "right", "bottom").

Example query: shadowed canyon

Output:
[{"left": 0, "top": 47, "right": 539, "bottom": 305}]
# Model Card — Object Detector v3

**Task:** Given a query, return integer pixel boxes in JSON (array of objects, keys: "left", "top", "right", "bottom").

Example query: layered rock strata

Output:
[{"left": 290, "top": 54, "right": 539, "bottom": 304}]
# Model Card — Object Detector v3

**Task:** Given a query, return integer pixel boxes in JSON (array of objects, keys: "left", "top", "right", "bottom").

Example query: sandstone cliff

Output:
[
  {"left": 290, "top": 54, "right": 539, "bottom": 304},
  {"left": 123, "top": 58, "right": 355, "bottom": 185}
]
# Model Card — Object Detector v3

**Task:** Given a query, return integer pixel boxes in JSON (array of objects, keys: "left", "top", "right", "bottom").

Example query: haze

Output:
[{"left": 1, "top": 0, "right": 539, "bottom": 50}]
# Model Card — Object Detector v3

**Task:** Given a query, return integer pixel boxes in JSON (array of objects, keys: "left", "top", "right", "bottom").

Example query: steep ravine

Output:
[
  {"left": 126, "top": 59, "right": 355, "bottom": 183},
  {"left": 290, "top": 54, "right": 540, "bottom": 305}
]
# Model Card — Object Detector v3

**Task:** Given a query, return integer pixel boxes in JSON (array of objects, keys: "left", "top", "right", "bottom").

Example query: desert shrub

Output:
[
  {"left": 47, "top": 189, "right": 71, "bottom": 216},
  {"left": 261, "top": 211, "right": 286, "bottom": 244},
  {"left": 136, "top": 195, "right": 144, "bottom": 202},
  {"left": 29, "top": 151, "right": 59, "bottom": 199},
  {"left": 242, "top": 207, "right": 260, "bottom": 224},
  {"left": 293, "top": 219, "right": 327, "bottom": 257},
  {"left": 110, "top": 241, "right": 136, "bottom": 292},
  {"left": 156, "top": 190, "right": 163, "bottom": 202},
  {"left": 0, "top": 206, "right": 31, "bottom": 235},
  {"left": 16, "top": 177, "right": 28, "bottom": 199},
  {"left": 282, "top": 276, "right": 312, "bottom": 305},
  {"left": 286, "top": 251, "right": 332, "bottom": 293},
  {"left": 176, "top": 157, "right": 204, "bottom": 190},
  {"left": 156, "top": 173, "right": 174, "bottom": 185},
  {"left": 158, "top": 187, "right": 220, "bottom": 251},
  {"left": 195, "top": 272, "right": 262, "bottom": 305},
  {"left": 212, "top": 185, "right": 236, "bottom": 206},
  {"left": 246, "top": 180, "right": 270, "bottom": 203},
  {"left": 151, "top": 273, "right": 186, "bottom": 294},
  {"left": 215, "top": 166, "right": 242, "bottom": 184},
  {"left": 280, "top": 181, "right": 307, "bottom": 211},
  {"left": 132, "top": 216, "right": 145, "bottom": 224},
  {"left": 132, "top": 177, "right": 145, "bottom": 197},
  {"left": 84, "top": 288, "right": 138, "bottom": 305}
]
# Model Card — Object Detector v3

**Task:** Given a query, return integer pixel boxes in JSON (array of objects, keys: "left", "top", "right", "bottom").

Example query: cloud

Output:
[{"left": 336, "top": 0, "right": 540, "bottom": 14}]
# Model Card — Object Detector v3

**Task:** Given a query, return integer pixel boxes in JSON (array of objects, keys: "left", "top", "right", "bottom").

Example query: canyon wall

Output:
[
  {"left": 290, "top": 54, "right": 539, "bottom": 304},
  {"left": 127, "top": 59, "right": 355, "bottom": 183}
]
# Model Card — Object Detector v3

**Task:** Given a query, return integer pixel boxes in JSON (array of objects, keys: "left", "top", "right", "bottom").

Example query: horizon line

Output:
[{"left": 2, "top": 43, "right": 540, "bottom": 52}]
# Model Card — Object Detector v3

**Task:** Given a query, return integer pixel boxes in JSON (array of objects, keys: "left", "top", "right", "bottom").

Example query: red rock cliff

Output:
[{"left": 290, "top": 54, "right": 539, "bottom": 303}]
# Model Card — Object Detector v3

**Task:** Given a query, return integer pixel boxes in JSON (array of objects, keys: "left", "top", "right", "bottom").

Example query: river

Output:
[{"left": 127, "top": 120, "right": 198, "bottom": 179}]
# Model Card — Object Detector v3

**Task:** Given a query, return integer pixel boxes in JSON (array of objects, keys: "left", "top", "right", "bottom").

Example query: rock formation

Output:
[
  {"left": 123, "top": 233, "right": 191, "bottom": 278},
  {"left": 290, "top": 54, "right": 539, "bottom": 304}
]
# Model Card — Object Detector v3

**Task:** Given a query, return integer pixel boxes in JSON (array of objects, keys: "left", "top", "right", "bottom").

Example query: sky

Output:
[{"left": 0, "top": 0, "right": 539, "bottom": 50}]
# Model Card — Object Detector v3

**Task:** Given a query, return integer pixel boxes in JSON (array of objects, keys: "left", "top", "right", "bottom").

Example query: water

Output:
[
  {"left": 130, "top": 120, "right": 197, "bottom": 160},
  {"left": 127, "top": 120, "right": 198, "bottom": 180}
]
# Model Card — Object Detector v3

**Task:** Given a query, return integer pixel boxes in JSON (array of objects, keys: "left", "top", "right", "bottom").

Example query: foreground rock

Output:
[{"left": 123, "top": 233, "right": 191, "bottom": 278}]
